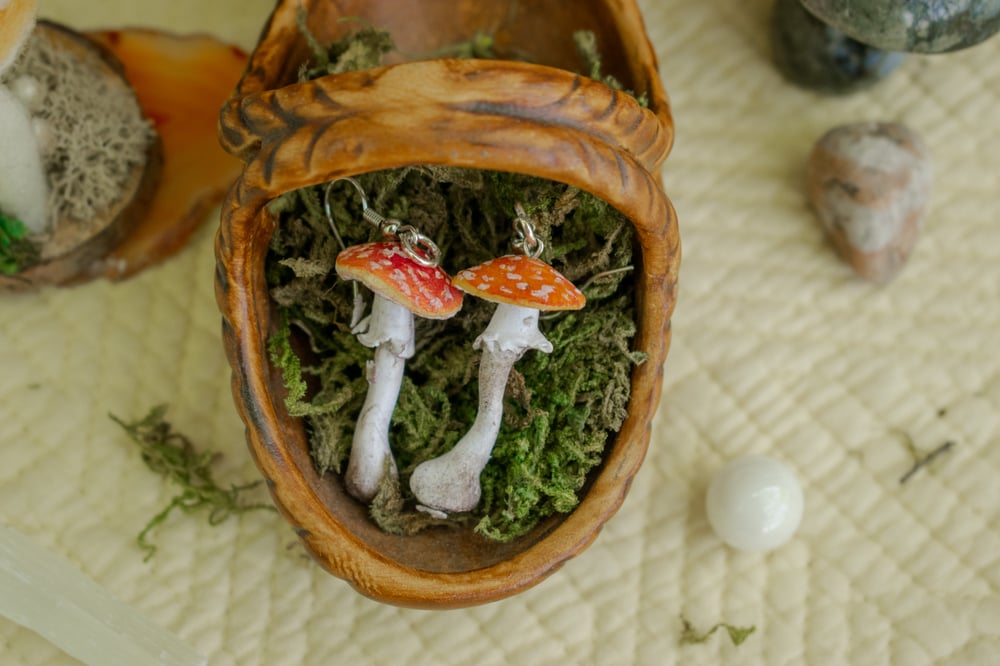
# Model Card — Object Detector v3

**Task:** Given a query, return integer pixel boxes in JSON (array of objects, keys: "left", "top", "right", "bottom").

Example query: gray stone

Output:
[
  {"left": 800, "top": 0, "right": 1000, "bottom": 53},
  {"left": 807, "top": 122, "right": 932, "bottom": 283},
  {"left": 773, "top": 0, "right": 906, "bottom": 94}
]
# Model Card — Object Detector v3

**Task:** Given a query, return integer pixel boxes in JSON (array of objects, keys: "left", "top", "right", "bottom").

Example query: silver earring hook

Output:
[
  {"left": 333, "top": 176, "right": 393, "bottom": 231},
  {"left": 512, "top": 202, "right": 544, "bottom": 258},
  {"left": 329, "top": 177, "right": 442, "bottom": 268},
  {"left": 323, "top": 181, "right": 365, "bottom": 328},
  {"left": 323, "top": 181, "right": 349, "bottom": 252}
]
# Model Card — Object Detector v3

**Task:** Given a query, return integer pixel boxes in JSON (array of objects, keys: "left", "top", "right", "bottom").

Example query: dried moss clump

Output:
[
  {"left": 111, "top": 406, "right": 275, "bottom": 560},
  {"left": 264, "top": 24, "right": 646, "bottom": 541}
]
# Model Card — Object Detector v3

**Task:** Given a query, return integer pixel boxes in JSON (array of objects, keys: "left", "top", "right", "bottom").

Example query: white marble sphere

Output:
[{"left": 706, "top": 455, "right": 804, "bottom": 552}]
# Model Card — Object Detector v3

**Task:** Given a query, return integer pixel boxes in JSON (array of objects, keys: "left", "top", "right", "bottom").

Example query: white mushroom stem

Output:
[
  {"left": 410, "top": 303, "right": 551, "bottom": 516},
  {"left": 0, "top": 85, "right": 49, "bottom": 234},
  {"left": 345, "top": 293, "right": 414, "bottom": 502}
]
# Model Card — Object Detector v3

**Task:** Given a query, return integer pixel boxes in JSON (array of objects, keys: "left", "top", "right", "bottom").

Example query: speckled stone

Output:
[
  {"left": 772, "top": 0, "right": 906, "bottom": 94},
  {"left": 807, "top": 122, "right": 932, "bottom": 283},
  {"left": 800, "top": 0, "right": 1000, "bottom": 53}
]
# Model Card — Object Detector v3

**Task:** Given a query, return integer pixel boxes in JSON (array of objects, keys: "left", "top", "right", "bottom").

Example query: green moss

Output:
[
  {"left": 265, "top": 25, "right": 646, "bottom": 540},
  {"left": 680, "top": 617, "right": 757, "bottom": 647},
  {"left": 573, "top": 29, "right": 649, "bottom": 107},
  {"left": 297, "top": 15, "right": 395, "bottom": 78},
  {"left": 268, "top": 167, "right": 642, "bottom": 539},
  {"left": 111, "top": 406, "right": 275, "bottom": 560},
  {"left": 0, "top": 210, "right": 40, "bottom": 275}
]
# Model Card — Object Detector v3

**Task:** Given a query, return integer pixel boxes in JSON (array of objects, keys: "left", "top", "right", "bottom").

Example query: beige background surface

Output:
[{"left": 3, "top": 0, "right": 999, "bottom": 664}]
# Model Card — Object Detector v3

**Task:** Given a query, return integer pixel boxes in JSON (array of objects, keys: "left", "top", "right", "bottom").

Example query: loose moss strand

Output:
[{"left": 111, "top": 406, "right": 275, "bottom": 560}]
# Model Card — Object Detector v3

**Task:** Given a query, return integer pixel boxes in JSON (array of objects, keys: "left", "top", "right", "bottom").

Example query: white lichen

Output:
[{"left": 1, "top": 28, "right": 155, "bottom": 225}]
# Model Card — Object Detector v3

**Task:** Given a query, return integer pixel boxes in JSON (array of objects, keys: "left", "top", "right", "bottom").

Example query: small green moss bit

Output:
[
  {"left": 572, "top": 30, "right": 649, "bottom": 106},
  {"left": 297, "top": 10, "right": 394, "bottom": 79},
  {"left": 0, "top": 210, "right": 40, "bottom": 275},
  {"left": 680, "top": 617, "right": 757, "bottom": 646},
  {"left": 110, "top": 406, "right": 275, "bottom": 561},
  {"left": 423, "top": 31, "right": 496, "bottom": 59}
]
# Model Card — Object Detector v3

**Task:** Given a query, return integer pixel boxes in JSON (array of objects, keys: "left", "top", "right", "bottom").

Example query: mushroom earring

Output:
[
  {"left": 410, "top": 204, "right": 586, "bottom": 517},
  {"left": 332, "top": 178, "right": 464, "bottom": 502}
]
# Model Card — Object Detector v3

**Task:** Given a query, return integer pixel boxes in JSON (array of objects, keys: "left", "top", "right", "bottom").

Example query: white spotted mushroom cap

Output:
[
  {"left": 0, "top": 0, "right": 36, "bottom": 76},
  {"left": 335, "top": 241, "right": 463, "bottom": 319},
  {"left": 453, "top": 254, "right": 586, "bottom": 311}
]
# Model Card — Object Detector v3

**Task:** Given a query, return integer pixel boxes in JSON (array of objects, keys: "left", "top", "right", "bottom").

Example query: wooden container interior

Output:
[
  {"left": 239, "top": 0, "right": 671, "bottom": 136},
  {"left": 218, "top": 0, "right": 678, "bottom": 607}
]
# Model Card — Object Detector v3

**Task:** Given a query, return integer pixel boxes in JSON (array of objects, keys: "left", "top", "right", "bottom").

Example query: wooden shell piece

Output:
[
  {"left": 85, "top": 29, "right": 248, "bottom": 281},
  {"left": 216, "top": 0, "right": 679, "bottom": 608}
]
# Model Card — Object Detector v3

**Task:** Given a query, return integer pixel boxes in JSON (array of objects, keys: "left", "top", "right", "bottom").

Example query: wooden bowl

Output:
[{"left": 216, "top": 0, "right": 679, "bottom": 608}]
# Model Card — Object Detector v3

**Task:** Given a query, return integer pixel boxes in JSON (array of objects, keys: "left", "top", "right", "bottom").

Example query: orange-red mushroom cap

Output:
[
  {"left": 335, "top": 242, "right": 463, "bottom": 319},
  {"left": 453, "top": 254, "right": 585, "bottom": 311}
]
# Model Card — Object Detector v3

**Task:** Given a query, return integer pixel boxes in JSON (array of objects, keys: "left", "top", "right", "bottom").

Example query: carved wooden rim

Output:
[
  {"left": 234, "top": 0, "right": 674, "bottom": 155},
  {"left": 216, "top": 58, "right": 679, "bottom": 607}
]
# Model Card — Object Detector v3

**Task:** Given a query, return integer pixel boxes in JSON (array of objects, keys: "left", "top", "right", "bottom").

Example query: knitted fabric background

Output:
[{"left": 2, "top": 1, "right": 998, "bottom": 663}]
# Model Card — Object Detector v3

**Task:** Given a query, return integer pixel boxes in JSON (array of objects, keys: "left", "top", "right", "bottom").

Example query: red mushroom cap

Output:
[
  {"left": 453, "top": 254, "right": 585, "bottom": 311},
  {"left": 335, "top": 241, "right": 463, "bottom": 319},
  {"left": 0, "top": 0, "right": 36, "bottom": 76}
]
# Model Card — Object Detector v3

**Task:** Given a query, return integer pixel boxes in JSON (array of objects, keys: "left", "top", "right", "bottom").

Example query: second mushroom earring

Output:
[
  {"left": 410, "top": 204, "right": 586, "bottom": 517},
  {"left": 331, "top": 178, "right": 464, "bottom": 503}
]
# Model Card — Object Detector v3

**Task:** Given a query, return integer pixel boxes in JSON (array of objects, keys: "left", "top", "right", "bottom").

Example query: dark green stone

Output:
[
  {"left": 772, "top": 0, "right": 906, "bottom": 94},
  {"left": 800, "top": 0, "right": 1000, "bottom": 52}
]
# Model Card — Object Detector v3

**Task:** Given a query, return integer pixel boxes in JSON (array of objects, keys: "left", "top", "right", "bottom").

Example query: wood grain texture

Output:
[
  {"left": 216, "top": 0, "right": 679, "bottom": 608},
  {"left": 85, "top": 29, "right": 247, "bottom": 282}
]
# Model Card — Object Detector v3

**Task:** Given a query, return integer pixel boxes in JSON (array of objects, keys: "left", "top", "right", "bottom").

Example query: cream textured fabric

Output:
[{"left": 2, "top": 1, "right": 999, "bottom": 664}]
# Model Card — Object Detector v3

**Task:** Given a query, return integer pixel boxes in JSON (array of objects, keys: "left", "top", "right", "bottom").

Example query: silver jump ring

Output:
[
  {"left": 512, "top": 202, "right": 544, "bottom": 258},
  {"left": 398, "top": 225, "right": 441, "bottom": 267}
]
